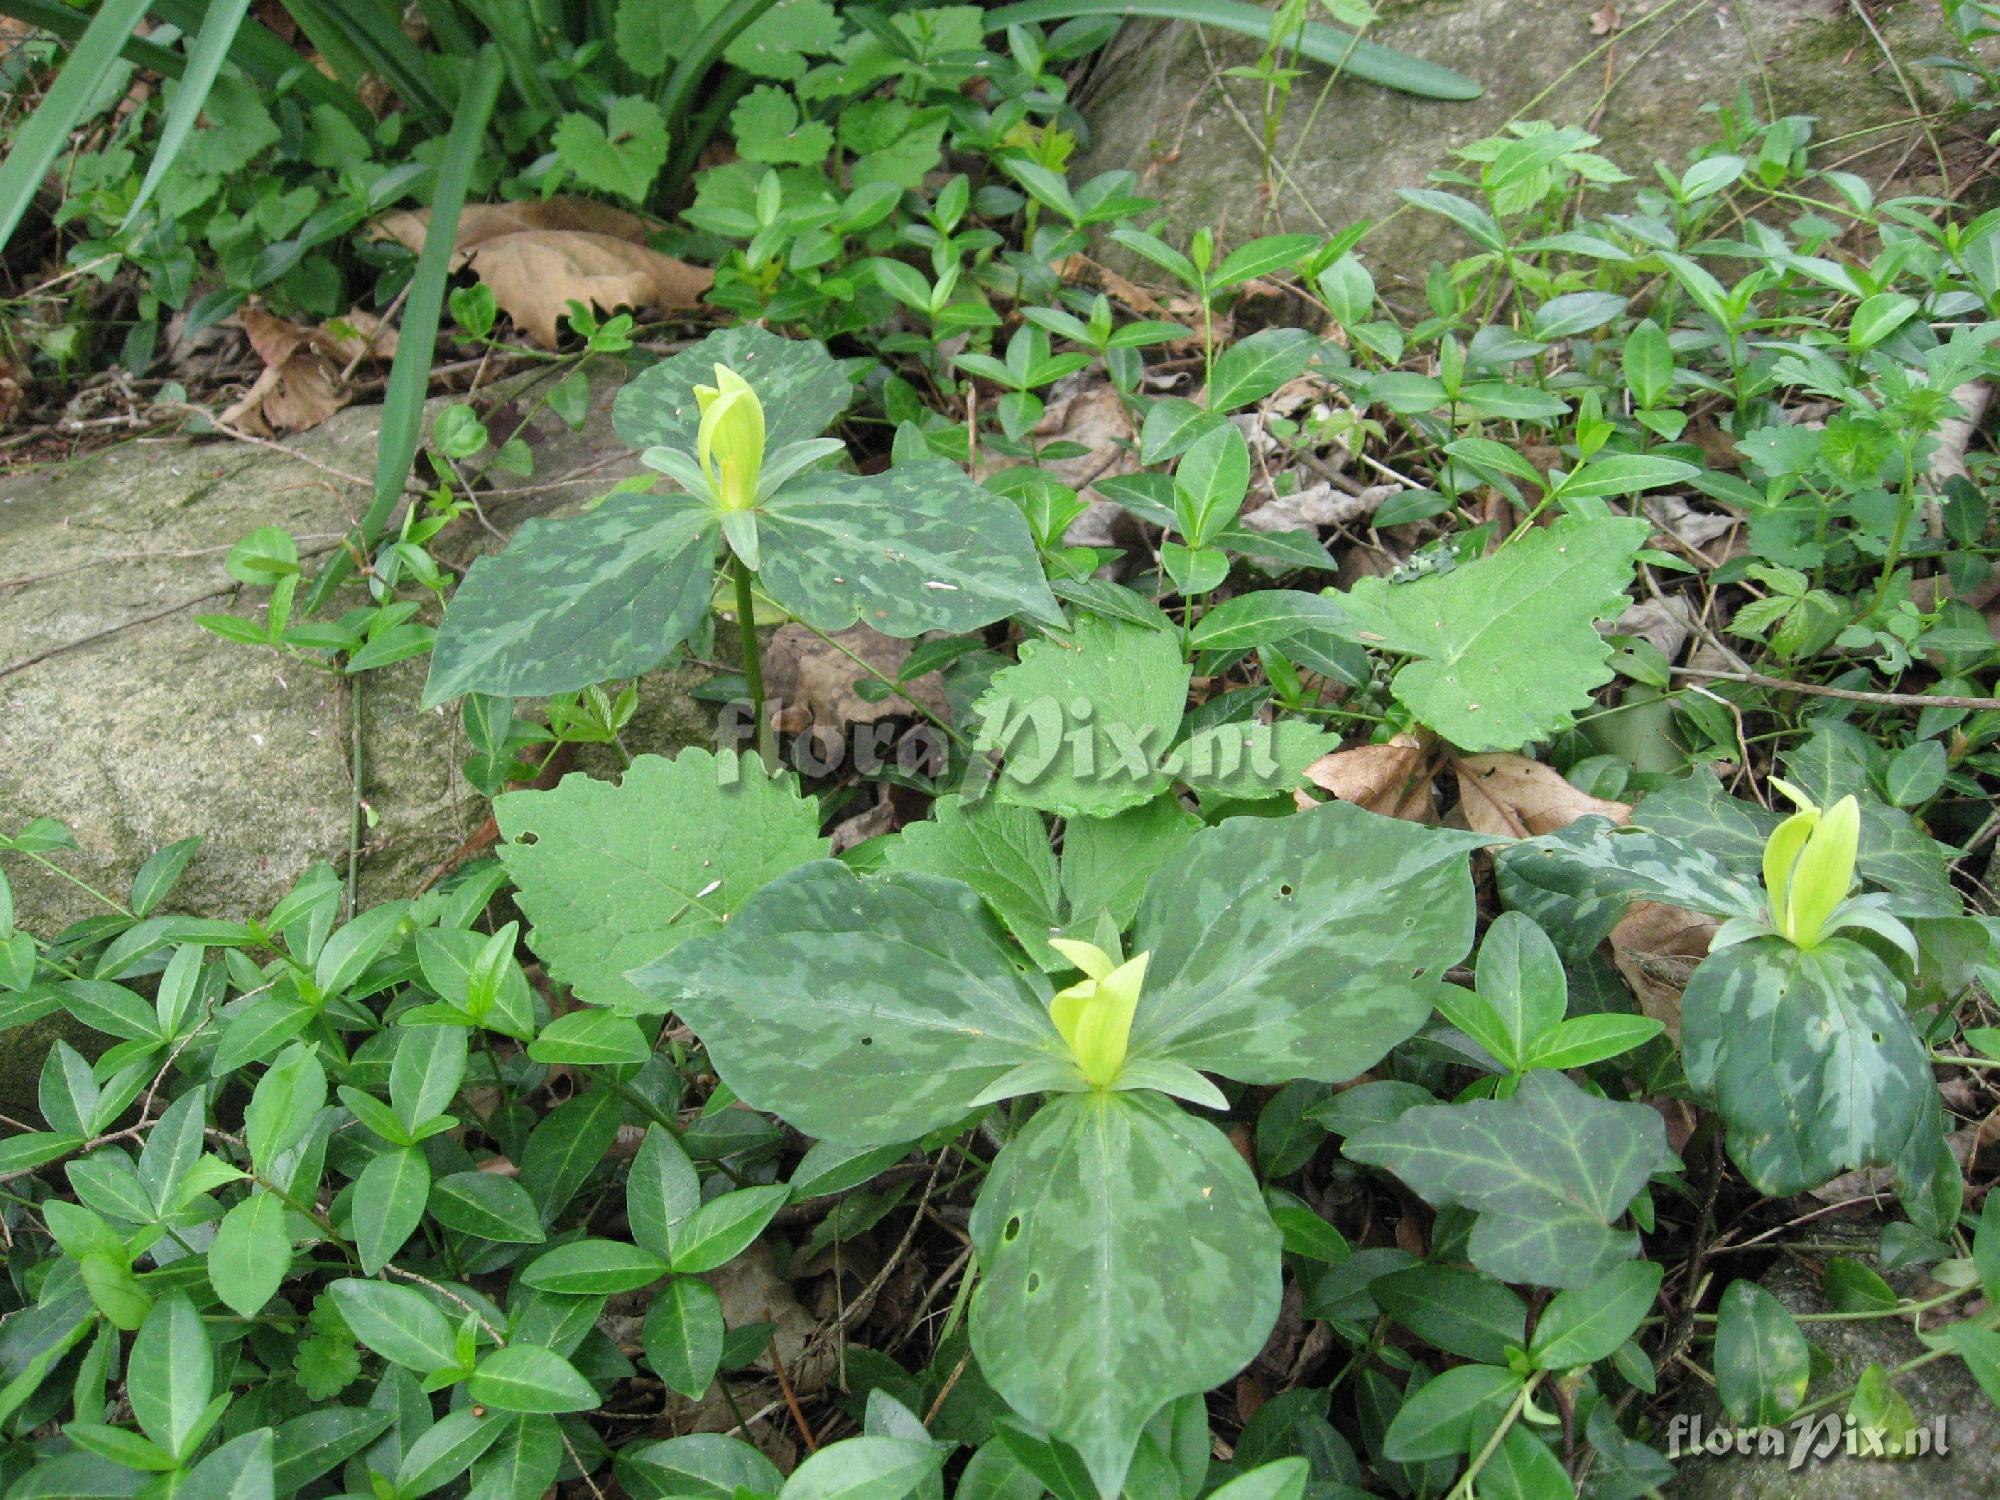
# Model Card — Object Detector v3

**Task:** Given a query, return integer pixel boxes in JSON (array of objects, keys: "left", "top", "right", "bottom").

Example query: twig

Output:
[
  {"left": 1670, "top": 666, "right": 2000, "bottom": 711},
  {"left": 770, "top": 1338, "right": 818, "bottom": 1453}
]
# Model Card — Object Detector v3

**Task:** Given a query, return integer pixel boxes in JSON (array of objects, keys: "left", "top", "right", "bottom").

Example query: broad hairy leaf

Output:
[
  {"left": 640, "top": 862, "right": 1063, "bottom": 1143},
  {"left": 422, "top": 492, "right": 717, "bottom": 706},
  {"left": 498, "top": 749, "right": 827, "bottom": 1013},
  {"left": 614, "top": 324, "right": 852, "bottom": 453},
  {"left": 968, "top": 1090, "right": 1281, "bottom": 1498},
  {"left": 883, "top": 796, "right": 1065, "bottom": 966},
  {"left": 1344, "top": 1070, "right": 1675, "bottom": 1287},
  {"left": 973, "top": 614, "right": 1191, "bottom": 818},
  {"left": 1327, "top": 516, "right": 1649, "bottom": 751},
  {"left": 1129, "top": 802, "right": 1485, "bottom": 1084},
  {"left": 757, "top": 462, "right": 1064, "bottom": 636},
  {"left": 1682, "top": 934, "right": 1929, "bottom": 1195}
]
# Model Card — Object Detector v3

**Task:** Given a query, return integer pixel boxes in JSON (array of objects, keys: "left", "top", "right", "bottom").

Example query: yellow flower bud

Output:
[
  {"left": 695, "top": 364, "right": 765, "bottom": 512},
  {"left": 1047, "top": 938, "right": 1149, "bottom": 1088},
  {"left": 1763, "top": 779, "right": 1860, "bottom": 948}
]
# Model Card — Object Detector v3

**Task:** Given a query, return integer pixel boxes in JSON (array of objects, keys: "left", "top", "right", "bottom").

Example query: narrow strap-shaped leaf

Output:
[{"left": 123, "top": 0, "right": 256, "bottom": 227}]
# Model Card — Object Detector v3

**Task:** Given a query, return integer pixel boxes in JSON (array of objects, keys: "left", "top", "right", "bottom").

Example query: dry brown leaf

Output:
[
  {"left": 1452, "top": 752, "right": 1631, "bottom": 839},
  {"left": 1608, "top": 900, "right": 1718, "bottom": 1038},
  {"left": 374, "top": 196, "right": 650, "bottom": 265},
  {"left": 762, "top": 623, "right": 949, "bottom": 737},
  {"left": 465, "top": 230, "right": 711, "bottom": 348},
  {"left": 1590, "top": 4, "right": 1621, "bottom": 34},
  {"left": 1294, "top": 732, "right": 1435, "bottom": 822},
  {"left": 220, "top": 306, "right": 399, "bottom": 436}
]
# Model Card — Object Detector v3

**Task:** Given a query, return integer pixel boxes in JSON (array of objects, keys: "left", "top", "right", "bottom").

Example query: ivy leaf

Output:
[
  {"left": 757, "top": 462, "right": 1065, "bottom": 637},
  {"left": 1344, "top": 1070, "right": 1676, "bottom": 1287},
  {"left": 552, "top": 96, "right": 669, "bottom": 204},
  {"left": 497, "top": 750, "right": 828, "bottom": 1013},
  {"left": 1131, "top": 802, "right": 1485, "bottom": 1085},
  {"left": 613, "top": 325, "right": 851, "bottom": 454},
  {"left": 642, "top": 862, "right": 1063, "bottom": 1144},
  {"left": 1682, "top": 935, "right": 1929, "bottom": 1195},
  {"left": 422, "top": 493, "right": 717, "bottom": 707},
  {"left": 968, "top": 1090, "right": 1281, "bottom": 1499},
  {"left": 1328, "top": 516, "right": 1649, "bottom": 751},
  {"left": 973, "top": 615, "right": 1191, "bottom": 818}
]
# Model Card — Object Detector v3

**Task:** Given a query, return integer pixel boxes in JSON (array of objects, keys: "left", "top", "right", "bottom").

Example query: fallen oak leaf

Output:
[
  {"left": 1293, "top": 731, "right": 1435, "bottom": 822},
  {"left": 374, "top": 195, "right": 651, "bottom": 267},
  {"left": 1452, "top": 751, "right": 1631, "bottom": 838},
  {"left": 220, "top": 306, "right": 398, "bottom": 435},
  {"left": 465, "top": 230, "right": 713, "bottom": 348}
]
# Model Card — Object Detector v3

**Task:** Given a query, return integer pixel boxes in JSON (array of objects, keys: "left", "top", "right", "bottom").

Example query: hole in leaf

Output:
[
  {"left": 859, "top": 1036, "right": 873, "bottom": 1046},
  {"left": 1026, "top": 1272, "right": 1041, "bottom": 1294},
  {"left": 1278, "top": 883, "right": 1294, "bottom": 897},
  {"left": 1003, "top": 1215, "right": 1022, "bottom": 1242}
]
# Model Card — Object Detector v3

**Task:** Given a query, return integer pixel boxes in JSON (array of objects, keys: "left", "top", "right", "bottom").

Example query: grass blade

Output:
[
  {"left": 656, "top": 0, "right": 784, "bottom": 136},
  {"left": 143, "top": 0, "right": 373, "bottom": 122},
  {"left": 4, "top": 1, "right": 189, "bottom": 80},
  {"left": 0, "top": 0, "right": 155, "bottom": 257},
  {"left": 303, "top": 45, "right": 504, "bottom": 615},
  {"left": 983, "top": 0, "right": 1483, "bottom": 101},
  {"left": 123, "top": 0, "right": 256, "bottom": 228}
]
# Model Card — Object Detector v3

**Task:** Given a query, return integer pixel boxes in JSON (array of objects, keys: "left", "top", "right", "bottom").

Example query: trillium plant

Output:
[
  {"left": 421, "top": 326, "right": 1062, "bottom": 737},
  {"left": 629, "top": 800, "right": 1492, "bottom": 1495}
]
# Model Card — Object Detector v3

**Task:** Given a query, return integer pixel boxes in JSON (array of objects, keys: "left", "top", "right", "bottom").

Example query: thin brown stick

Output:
[
  {"left": 770, "top": 1338, "right": 819, "bottom": 1453},
  {"left": 1670, "top": 665, "right": 2000, "bottom": 711}
]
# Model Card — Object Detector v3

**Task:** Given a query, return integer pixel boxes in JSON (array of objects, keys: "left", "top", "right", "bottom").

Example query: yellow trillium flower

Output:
[
  {"left": 1046, "top": 938, "right": 1149, "bottom": 1088},
  {"left": 1763, "top": 778, "right": 1860, "bottom": 949},
  {"left": 694, "top": 364, "right": 765, "bottom": 511}
]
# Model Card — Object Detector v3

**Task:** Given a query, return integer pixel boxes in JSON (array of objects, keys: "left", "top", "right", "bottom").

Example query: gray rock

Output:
[
  {"left": 1077, "top": 0, "right": 1993, "bottom": 292},
  {"left": 1665, "top": 1230, "right": 2000, "bottom": 1498},
  {"left": 0, "top": 369, "right": 713, "bottom": 1113}
]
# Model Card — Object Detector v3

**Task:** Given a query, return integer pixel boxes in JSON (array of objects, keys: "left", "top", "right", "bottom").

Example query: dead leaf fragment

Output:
[
  {"left": 220, "top": 305, "right": 398, "bottom": 436},
  {"left": 1452, "top": 751, "right": 1631, "bottom": 838},
  {"left": 1294, "top": 732, "right": 1435, "bottom": 821},
  {"left": 374, "top": 195, "right": 650, "bottom": 266},
  {"left": 465, "top": 230, "right": 712, "bottom": 348},
  {"left": 1590, "top": 4, "right": 1621, "bottom": 34},
  {"left": 1608, "top": 900, "right": 1717, "bottom": 1038}
]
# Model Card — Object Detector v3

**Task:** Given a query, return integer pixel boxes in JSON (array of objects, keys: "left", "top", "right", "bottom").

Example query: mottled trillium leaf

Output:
[
  {"left": 1129, "top": 801, "right": 1487, "bottom": 1083},
  {"left": 1495, "top": 817, "right": 1766, "bottom": 957},
  {"left": 637, "top": 862, "right": 1064, "bottom": 1143},
  {"left": 968, "top": 1090, "right": 1281, "bottom": 1499},
  {"left": 1344, "top": 1070, "right": 1676, "bottom": 1287},
  {"left": 973, "top": 615, "right": 1192, "bottom": 819},
  {"left": 1780, "top": 724, "right": 1955, "bottom": 900},
  {"left": 1681, "top": 934, "right": 1929, "bottom": 1196},
  {"left": 757, "top": 462, "right": 1064, "bottom": 636},
  {"left": 497, "top": 750, "right": 827, "bottom": 1013},
  {"left": 1327, "top": 515, "right": 1649, "bottom": 751},
  {"left": 613, "top": 324, "right": 852, "bottom": 453},
  {"left": 422, "top": 492, "right": 717, "bottom": 707}
]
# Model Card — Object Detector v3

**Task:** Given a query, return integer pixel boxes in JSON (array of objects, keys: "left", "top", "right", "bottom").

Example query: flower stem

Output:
[{"left": 730, "top": 552, "right": 775, "bottom": 771}]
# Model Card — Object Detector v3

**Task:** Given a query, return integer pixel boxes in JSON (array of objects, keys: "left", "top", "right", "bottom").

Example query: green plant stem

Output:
[
  {"left": 731, "top": 553, "right": 776, "bottom": 771},
  {"left": 1449, "top": 1370, "right": 1544, "bottom": 1499},
  {"left": 1867, "top": 449, "right": 1920, "bottom": 620},
  {"left": 16, "top": 848, "right": 133, "bottom": 919},
  {"left": 346, "top": 673, "right": 364, "bottom": 920}
]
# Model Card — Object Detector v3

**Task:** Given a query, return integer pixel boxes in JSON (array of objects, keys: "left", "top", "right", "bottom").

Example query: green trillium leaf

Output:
[
  {"left": 1681, "top": 934, "right": 1929, "bottom": 1196},
  {"left": 1495, "top": 817, "right": 1766, "bottom": 957},
  {"left": 423, "top": 492, "right": 717, "bottom": 707},
  {"left": 614, "top": 325, "right": 853, "bottom": 453},
  {"left": 1327, "top": 515, "right": 1649, "bottom": 751},
  {"left": 1130, "top": 802, "right": 1486, "bottom": 1084},
  {"left": 639, "top": 862, "right": 1063, "bottom": 1144},
  {"left": 1344, "top": 1070, "right": 1676, "bottom": 1287},
  {"left": 757, "top": 463, "right": 1064, "bottom": 636},
  {"left": 498, "top": 750, "right": 828, "bottom": 1013},
  {"left": 968, "top": 1090, "right": 1281, "bottom": 1498}
]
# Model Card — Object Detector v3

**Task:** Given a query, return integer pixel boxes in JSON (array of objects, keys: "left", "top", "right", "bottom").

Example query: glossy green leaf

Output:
[
  {"left": 390, "top": 1024, "right": 467, "bottom": 1131},
  {"left": 243, "top": 1043, "right": 325, "bottom": 1174},
  {"left": 968, "top": 1090, "right": 1281, "bottom": 1498},
  {"left": 757, "top": 462, "right": 1063, "bottom": 636},
  {"left": 207, "top": 1193, "right": 291, "bottom": 1317},
  {"left": 1328, "top": 516, "right": 1649, "bottom": 751},
  {"left": 779, "top": 1435, "right": 947, "bottom": 1500},
  {"left": 422, "top": 492, "right": 717, "bottom": 707},
  {"left": 615, "top": 325, "right": 852, "bottom": 453},
  {"left": 1529, "top": 1260, "right": 1662, "bottom": 1369},
  {"left": 1714, "top": 1280, "right": 1810, "bottom": 1426},
  {"left": 352, "top": 1147, "right": 431, "bottom": 1275},
  {"left": 178, "top": 1427, "right": 275, "bottom": 1500},
  {"left": 1345, "top": 1070, "right": 1675, "bottom": 1287},
  {"left": 1130, "top": 802, "right": 1484, "bottom": 1084},
  {"left": 522, "top": 1238, "right": 670, "bottom": 1294},
  {"left": 527, "top": 1008, "right": 652, "bottom": 1065},
  {"left": 467, "top": 1413, "right": 563, "bottom": 1500},
  {"left": 467, "top": 1344, "right": 599, "bottom": 1413},
  {"left": 1682, "top": 935, "right": 1929, "bottom": 1196},
  {"left": 329, "top": 1279, "right": 460, "bottom": 1375},
  {"left": 1371, "top": 1266, "right": 1526, "bottom": 1366},
  {"left": 643, "top": 1276, "right": 725, "bottom": 1398},
  {"left": 1380, "top": 1364, "right": 1522, "bottom": 1462},
  {"left": 1467, "top": 912, "right": 1567, "bottom": 1068},
  {"left": 129, "top": 1292, "right": 211, "bottom": 1461},
  {"left": 627, "top": 1124, "right": 702, "bottom": 1264},
  {"left": 270, "top": 1407, "right": 394, "bottom": 1494},
  {"left": 498, "top": 749, "right": 827, "bottom": 1013},
  {"left": 670, "top": 1185, "right": 791, "bottom": 1273},
  {"left": 643, "top": 861, "right": 1062, "bottom": 1144},
  {"left": 429, "top": 1171, "right": 546, "bottom": 1244},
  {"left": 617, "top": 1433, "right": 784, "bottom": 1500},
  {"left": 396, "top": 1406, "right": 508, "bottom": 1495}
]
